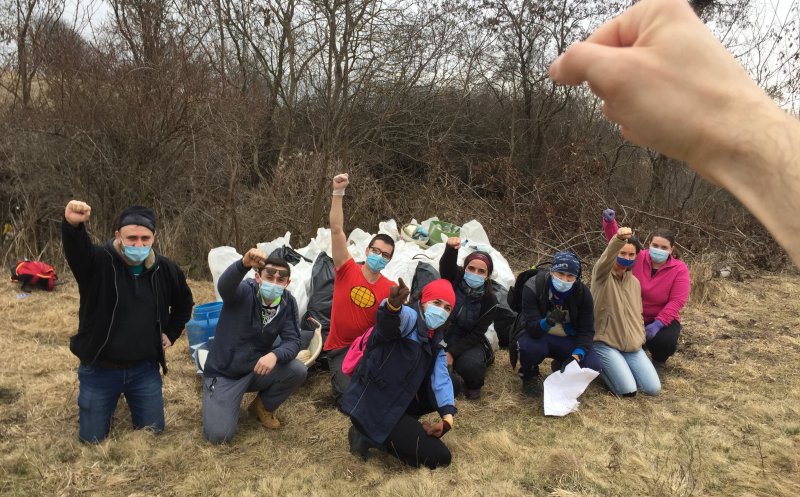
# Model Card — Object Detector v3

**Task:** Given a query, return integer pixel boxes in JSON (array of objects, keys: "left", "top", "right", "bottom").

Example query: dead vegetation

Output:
[{"left": 2, "top": 270, "right": 800, "bottom": 496}]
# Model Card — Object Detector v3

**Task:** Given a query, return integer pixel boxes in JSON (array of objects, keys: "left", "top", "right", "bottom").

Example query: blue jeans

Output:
[
  {"left": 593, "top": 342, "right": 661, "bottom": 396},
  {"left": 517, "top": 333, "right": 601, "bottom": 380},
  {"left": 77, "top": 361, "right": 164, "bottom": 443}
]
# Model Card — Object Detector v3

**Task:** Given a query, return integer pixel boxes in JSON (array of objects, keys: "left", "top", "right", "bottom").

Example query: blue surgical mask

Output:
[
  {"left": 123, "top": 244, "right": 151, "bottom": 263},
  {"left": 260, "top": 281, "right": 285, "bottom": 303},
  {"left": 616, "top": 256, "right": 636, "bottom": 268},
  {"left": 366, "top": 253, "right": 388, "bottom": 272},
  {"left": 463, "top": 271, "right": 486, "bottom": 289},
  {"left": 424, "top": 303, "right": 450, "bottom": 330},
  {"left": 649, "top": 247, "right": 669, "bottom": 263},
  {"left": 550, "top": 274, "right": 575, "bottom": 293}
]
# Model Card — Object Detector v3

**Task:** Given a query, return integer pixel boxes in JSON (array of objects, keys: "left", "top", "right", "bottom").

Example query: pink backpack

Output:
[{"left": 342, "top": 326, "right": 374, "bottom": 377}]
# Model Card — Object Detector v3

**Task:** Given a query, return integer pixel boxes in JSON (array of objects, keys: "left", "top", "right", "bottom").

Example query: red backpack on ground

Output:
[{"left": 11, "top": 260, "right": 57, "bottom": 291}]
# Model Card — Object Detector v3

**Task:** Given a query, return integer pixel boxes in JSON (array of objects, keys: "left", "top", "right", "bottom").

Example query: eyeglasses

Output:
[
  {"left": 261, "top": 266, "right": 290, "bottom": 283},
  {"left": 368, "top": 246, "right": 392, "bottom": 261}
]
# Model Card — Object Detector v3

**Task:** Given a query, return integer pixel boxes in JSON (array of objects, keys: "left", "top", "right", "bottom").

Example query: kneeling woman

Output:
[
  {"left": 439, "top": 237, "right": 498, "bottom": 400},
  {"left": 591, "top": 227, "right": 661, "bottom": 396},
  {"left": 340, "top": 279, "right": 457, "bottom": 469}
]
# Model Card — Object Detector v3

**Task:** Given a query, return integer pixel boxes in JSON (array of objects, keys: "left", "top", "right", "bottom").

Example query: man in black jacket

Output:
[
  {"left": 62, "top": 200, "right": 194, "bottom": 443},
  {"left": 517, "top": 251, "right": 600, "bottom": 397}
]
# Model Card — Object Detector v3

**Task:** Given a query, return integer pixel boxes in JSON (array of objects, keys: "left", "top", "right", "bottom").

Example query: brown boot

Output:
[{"left": 248, "top": 397, "right": 281, "bottom": 429}]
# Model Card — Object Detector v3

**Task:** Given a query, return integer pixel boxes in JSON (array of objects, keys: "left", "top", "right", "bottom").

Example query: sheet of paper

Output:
[{"left": 543, "top": 361, "right": 600, "bottom": 416}]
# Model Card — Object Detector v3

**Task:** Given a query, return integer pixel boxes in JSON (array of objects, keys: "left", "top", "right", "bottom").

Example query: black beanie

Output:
[{"left": 116, "top": 205, "right": 157, "bottom": 232}]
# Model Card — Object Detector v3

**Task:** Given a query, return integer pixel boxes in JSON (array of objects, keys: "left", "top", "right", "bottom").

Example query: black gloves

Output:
[{"left": 545, "top": 307, "right": 566, "bottom": 327}]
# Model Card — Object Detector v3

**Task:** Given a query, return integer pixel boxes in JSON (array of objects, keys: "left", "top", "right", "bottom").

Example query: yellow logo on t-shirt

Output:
[{"left": 350, "top": 286, "right": 377, "bottom": 308}]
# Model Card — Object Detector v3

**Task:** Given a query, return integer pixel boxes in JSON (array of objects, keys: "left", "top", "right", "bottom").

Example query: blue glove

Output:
[
  {"left": 645, "top": 320, "right": 664, "bottom": 340},
  {"left": 602, "top": 208, "right": 616, "bottom": 223}
]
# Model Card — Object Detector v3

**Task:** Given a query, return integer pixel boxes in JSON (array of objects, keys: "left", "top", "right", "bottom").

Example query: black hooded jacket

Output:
[{"left": 62, "top": 219, "right": 194, "bottom": 373}]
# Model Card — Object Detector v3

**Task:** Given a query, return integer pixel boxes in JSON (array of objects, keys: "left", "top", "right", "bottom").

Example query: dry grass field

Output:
[{"left": 2, "top": 270, "right": 800, "bottom": 497}]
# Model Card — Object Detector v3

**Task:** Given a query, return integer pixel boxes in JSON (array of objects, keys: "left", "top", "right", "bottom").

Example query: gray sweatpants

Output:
[{"left": 202, "top": 359, "right": 307, "bottom": 443}]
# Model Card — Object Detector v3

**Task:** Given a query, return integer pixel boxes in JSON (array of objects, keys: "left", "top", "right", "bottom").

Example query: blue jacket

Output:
[
  {"left": 340, "top": 301, "right": 457, "bottom": 444},
  {"left": 203, "top": 259, "right": 301, "bottom": 379}
]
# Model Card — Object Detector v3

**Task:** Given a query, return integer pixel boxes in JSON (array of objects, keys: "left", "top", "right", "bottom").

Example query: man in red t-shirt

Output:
[{"left": 325, "top": 173, "right": 396, "bottom": 404}]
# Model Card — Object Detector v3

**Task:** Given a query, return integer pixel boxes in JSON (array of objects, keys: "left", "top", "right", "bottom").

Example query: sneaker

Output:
[
  {"left": 465, "top": 388, "right": 482, "bottom": 400},
  {"left": 521, "top": 377, "right": 542, "bottom": 397},
  {"left": 248, "top": 397, "right": 281, "bottom": 429}
]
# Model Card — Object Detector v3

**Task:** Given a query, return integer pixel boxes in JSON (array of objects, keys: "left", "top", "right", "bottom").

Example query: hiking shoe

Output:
[
  {"left": 653, "top": 361, "right": 666, "bottom": 375},
  {"left": 348, "top": 426, "right": 384, "bottom": 461},
  {"left": 465, "top": 388, "right": 482, "bottom": 400},
  {"left": 248, "top": 397, "right": 281, "bottom": 429},
  {"left": 521, "top": 377, "right": 542, "bottom": 397}
]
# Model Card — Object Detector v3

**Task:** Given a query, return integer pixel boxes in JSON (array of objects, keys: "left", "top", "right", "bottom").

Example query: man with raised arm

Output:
[
  {"left": 202, "top": 249, "right": 307, "bottom": 443},
  {"left": 324, "top": 173, "right": 397, "bottom": 404},
  {"left": 62, "top": 200, "right": 193, "bottom": 443}
]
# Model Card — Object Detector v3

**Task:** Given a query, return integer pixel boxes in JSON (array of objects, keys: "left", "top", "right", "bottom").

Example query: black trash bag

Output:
[
  {"left": 269, "top": 245, "right": 312, "bottom": 265},
  {"left": 491, "top": 281, "right": 517, "bottom": 348},
  {"left": 411, "top": 260, "right": 440, "bottom": 296},
  {"left": 302, "top": 253, "right": 335, "bottom": 342}
]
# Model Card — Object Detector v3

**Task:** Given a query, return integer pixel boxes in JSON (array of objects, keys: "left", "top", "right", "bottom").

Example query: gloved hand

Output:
[
  {"left": 559, "top": 355, "right": 577, "bottom": 373},
  {"left": 602, "top": 208, "right": 616, "bottom": 223},
  {"left": 545, "top": 307, "right": 566, "bottom": 326},
  {"left": 645, "top": 320, "right": 664, "bottom": 340},
  {"left": 387, "top": 278, "right": 410, "bottom": 310}
]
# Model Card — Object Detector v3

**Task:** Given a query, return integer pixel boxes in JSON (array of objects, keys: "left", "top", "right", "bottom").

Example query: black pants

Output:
[
  {"left": 645, "top": 320, "right": 681, "bottom": 363},
  {"left": 326, "top": 347, "right": 350, "bottom": 405},
  {"left": 452, "top": 345, "right": 488, "bottom": 390},
  {"left": 381, "top": 389, "right": 451, "bottom": 469}
]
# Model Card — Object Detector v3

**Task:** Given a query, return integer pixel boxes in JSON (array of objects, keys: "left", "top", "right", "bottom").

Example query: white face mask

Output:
[
  {"left": 649, "top": 247, "right": 669, "bottom": 263},
  {"left": 550, "top": 274, "right": 575, "bottom": 293}
]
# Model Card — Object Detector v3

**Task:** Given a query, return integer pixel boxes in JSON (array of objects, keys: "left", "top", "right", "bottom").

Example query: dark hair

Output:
[
  {"left": 649, "top": 228, "right": 676, "bottom": 248},
  {"left": 625, "top": 236, "right": 643, "bottom": 254},
  {"left": 369, "top": 234, "right": 395, "bottom": 253},
  {"left": 261, "top": 256, "right": 291, "bottom": 277}
]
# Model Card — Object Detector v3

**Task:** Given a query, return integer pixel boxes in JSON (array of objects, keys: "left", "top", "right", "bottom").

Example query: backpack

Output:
[
  {"left": 507, "top": 262, "right": 551, "bottom": 312},
  {"left": 342, "top": 326, "right": 374, "bottom": 377},
  {"left": 11, "top": 260, "right": 57, "bottom": 291}
]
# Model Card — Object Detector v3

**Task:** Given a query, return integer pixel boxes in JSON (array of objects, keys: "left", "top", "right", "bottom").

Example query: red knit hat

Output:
[{"left": 421, "top": 279, "right": 456, "bottom": 308}]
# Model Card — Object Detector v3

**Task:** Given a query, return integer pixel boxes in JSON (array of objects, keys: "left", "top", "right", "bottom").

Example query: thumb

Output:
[{"left": 549, "top": 42, "right": 621, "bottom": 97}]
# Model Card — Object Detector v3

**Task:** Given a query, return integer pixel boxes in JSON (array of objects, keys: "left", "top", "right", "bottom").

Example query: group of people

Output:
[{"left": 60, "top": 0, "right": 800, "bottom": 473}]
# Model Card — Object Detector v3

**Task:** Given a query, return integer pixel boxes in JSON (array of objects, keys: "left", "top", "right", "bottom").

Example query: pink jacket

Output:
[{"left": 603, "top": 219, "right": 690, "bottom": 324}]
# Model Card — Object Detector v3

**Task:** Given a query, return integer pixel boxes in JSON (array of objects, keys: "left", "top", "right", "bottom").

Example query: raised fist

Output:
[
  {"left": 446, "top": 237, "right": 461, "bottom": 250},
  {"left": 616, "top": 227, "right": 633, "bottom": 241},
  {"left": 388, "top": 277, "right": 410, "bottom": 309},
  {"left": 332, "top": 173, "right": 349, "bottom": 194},
  {"left": 65, "top": 200, "right": 92, "bottom": 227},
  {"left": 242, "top": 248, "right": 268, "bottom": 270}
]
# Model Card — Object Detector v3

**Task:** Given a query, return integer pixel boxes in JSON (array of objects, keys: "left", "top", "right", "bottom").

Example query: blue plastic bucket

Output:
[{"left": 186, "top": 301, "right": 224, "bottom": 356}]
